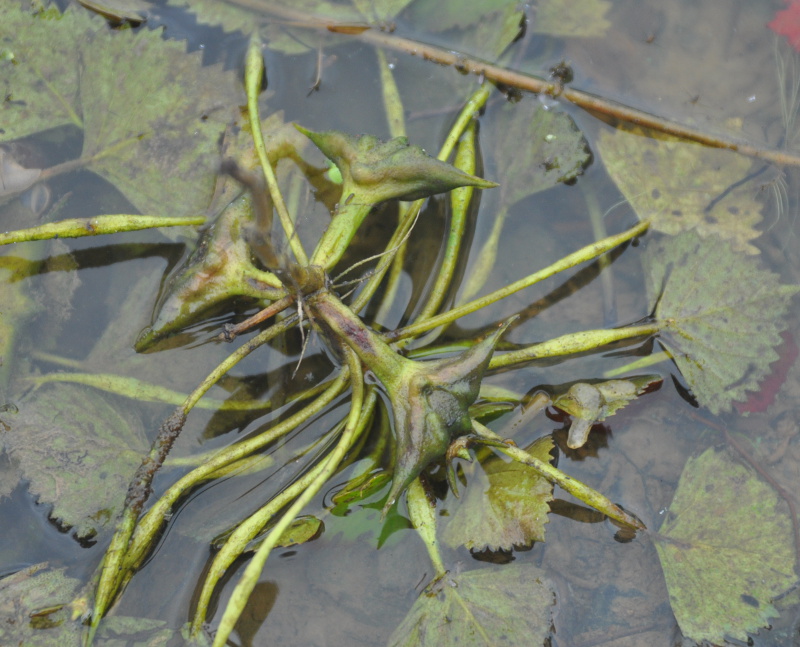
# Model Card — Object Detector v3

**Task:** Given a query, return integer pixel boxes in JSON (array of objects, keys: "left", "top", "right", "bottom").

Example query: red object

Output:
[
  {"left": 768, "top": 1, "right": 800, "bottom": 51},
  {"left": 734, "top": 331, "right": 799, "bottom": 414}
]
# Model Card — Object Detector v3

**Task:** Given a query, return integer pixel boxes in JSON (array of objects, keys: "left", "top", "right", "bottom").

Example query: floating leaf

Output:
[
  {"left": 1, "top": 384, "right": 147, "bottom": 537},
  {"left": 0, "top": 563, "right": 174, "bottom": 646},
  {"left": 387, "top": 564, "right": 555, "bottom": 647},
  {"left": 533, "top": 0, "right": 612, "bottom": 38},
  {"left": 654, "top": 447, "right": 797, "bottom": 644},
  {"left": 442, "top": 436, "right": 554, "bottom": 551},
  {"left": 553, "top": 375, "right": 661, "bottom": 448},
  {"left": 0, "top": 4, "right": 241, "bottom": 219},
  {"left": 646, "top": 231, "right": 800, "bottom": 414},
  {"left": 597, "top": 126, "right": 763, "bottom": 253}
]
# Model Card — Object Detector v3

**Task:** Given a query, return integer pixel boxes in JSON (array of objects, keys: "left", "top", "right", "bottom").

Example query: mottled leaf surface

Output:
[
  {"left": 387, "top": 564, "right": 555, "bottom": 647},
  {"left": 0, "top": 4, "right": 241, "bottom": 218},
  {"left": 0, "top": 563, "right": 173, "bottom": 646},
  {"left": 655, "top": 447, "right": 796, "bottom": 644},
  {"left": 1, "top": 384, "right": 147, "bottom": 537},
  {"left": 597, "top": 126, "right": 763, "bottom": 253},
  {"left": 443, "top": 437, "right": 554, "bottom": 550},
  {"left": 533, "top": 0, "right": 612, "bottom": 38},
  {"left": 646, "top": 232, "right": 799, "bottom": 414}
]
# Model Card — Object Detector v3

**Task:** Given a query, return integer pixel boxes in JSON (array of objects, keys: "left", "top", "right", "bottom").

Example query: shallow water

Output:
[{"left": 2, "top": 0, "right": 800, "bottom": 645}]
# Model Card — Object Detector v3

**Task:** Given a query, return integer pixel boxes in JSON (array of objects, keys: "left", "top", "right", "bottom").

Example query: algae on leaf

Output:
[
  {"left": 442, "top": 436, "right": 554, "bottom": 551},
  {"left": 654, "top": 447, "right": 797, "bottom": 645},
  {"left": 597, "top": 126, "right": 763, "bottom": 254},
  {"left": 0, "top": 4, "right": 242, "bottom": 219},
  {"left": 646, "top": 231, "right": 799, "bottom": 414},
  {"left": 0, "top": 563, "right": 173, "bottom": 646},
  {"left": 387, "top": 564, "right": 555, "bottom": 647},
  {"left": 1, "top": 384, "right": 148, "bottom": 538}
]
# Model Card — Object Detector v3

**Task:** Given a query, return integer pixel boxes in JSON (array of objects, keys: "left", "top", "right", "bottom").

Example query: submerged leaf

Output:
[
  {"left": 533, "top": 0, "right": 612, "bottom": 38},
  {"left": 387, "top": 564, "right": 555, "bottom": 647},
  {"left": 1, "top": 384, "right": 147, "bottom": 537},
  {"left": 553, "top": 376, "right": 661, "bottom": 448},
  {"left": 409, "top": 0, "right": 524, "bottom": 59},
  {"left": 597, "top": 126, "right": 763, "bottom": 253},
  {"left": 646, "top": 232, "right": 799, "bottom": 414},
  {"left": 443, "top": 436, "right": 554, "bottom": 551},
  {"left": 654, "top": 447, "right": 797, "bottom": 644},
  {"left": 0, "top": 4, "right": 241, "bottom": 219},
  {"left": 491, "top": 100, "right": 591, "bottom": 208}
]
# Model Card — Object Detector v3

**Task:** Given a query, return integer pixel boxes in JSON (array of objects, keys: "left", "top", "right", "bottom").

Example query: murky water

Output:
[{"left": 2, "top": 0, "right": 800, "bottom": 645}]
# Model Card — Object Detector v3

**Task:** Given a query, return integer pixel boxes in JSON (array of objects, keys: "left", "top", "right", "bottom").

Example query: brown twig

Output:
[
  {"left": 231, "top": 0, "right": 800, "bottom": 167},
  {"left": 219, "top": 294, "right": 294, "bottom": 341}
]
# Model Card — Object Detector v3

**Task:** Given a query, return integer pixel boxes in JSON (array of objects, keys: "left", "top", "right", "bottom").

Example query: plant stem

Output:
[
  {"left": 120, "top": 368, "right": 351, "bottom": 577},
  {"left": 245, "top": 38, "right": 308, "bottom": 265},
  {"left": 489, "top": 323, "right": 660, "bottom": 370},
  {"left": 191, "top": 387, "right": 378, "bottom": 634},
  {"left": 212, "top": 347, "right": 365, "bottom": 647},
  {"left": 26, "top": 372, "right": 272, "bottom": 411},
  {"left": 89, "top": 316, "right": 298, "bottom": 633},
  {"left": 407, "top": 477, "right": 446, "bottom": 578},
  {"left": 415, "top": 119, "right": 479, "bottom": 322},
  {"left": 0, "top": 214, "right": 205, "bottom": 246},
  {"left": 472, "top": 421, "right": 646, "bottom": 530},
  {"left": 387, "top": 220, "right": 650, "bottom": 342}
]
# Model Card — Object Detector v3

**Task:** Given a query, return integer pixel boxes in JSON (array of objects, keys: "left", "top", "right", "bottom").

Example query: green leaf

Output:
[
  {"left": 0, "top": 6, "right": 83, "bottom": 139},
  {"left": 532, "top": 0, "right": 612, "bottom": 38},
  {"left": 646, "top": 231, "right": 800, "bottom": 414},
  {"left": 1, "top": 384, "right": 148, "bottom": 538},
  {"left": 552, "top": 375, "right": 662, "bottom": 448},
  {"left": 654, "top": 447, "right": 797, "bottom": 644},
  {"left": 0, "top": 4, "right": 242, "bottom": 219},
  {"left": 297, "top": 127, "right": 497, "bottom": 205},
  {"left": 272, "top": 515, "right": 324, "bottom": 548},
  {"left": 442, "top": 436, "right": 554, "bottom": 550},
  {"left": 490, "top": 101, "right": 590, "bottom": 208},
  {"left": 0, "top": 562, "right": 174, "bottom": 646},
  {"left": 387, "top": 564, "right": 555, "bottom": 647},
  {"left": 0, "top": 564, "right": 84, "bottom": 646},
  {"left": 597, "top": 126, "right": 764, "bottom": 254}
]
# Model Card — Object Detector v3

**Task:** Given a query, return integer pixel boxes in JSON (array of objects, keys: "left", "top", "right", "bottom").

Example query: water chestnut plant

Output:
[{"left": 1, "top": 2, "right": 799, "bottom": 647}]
